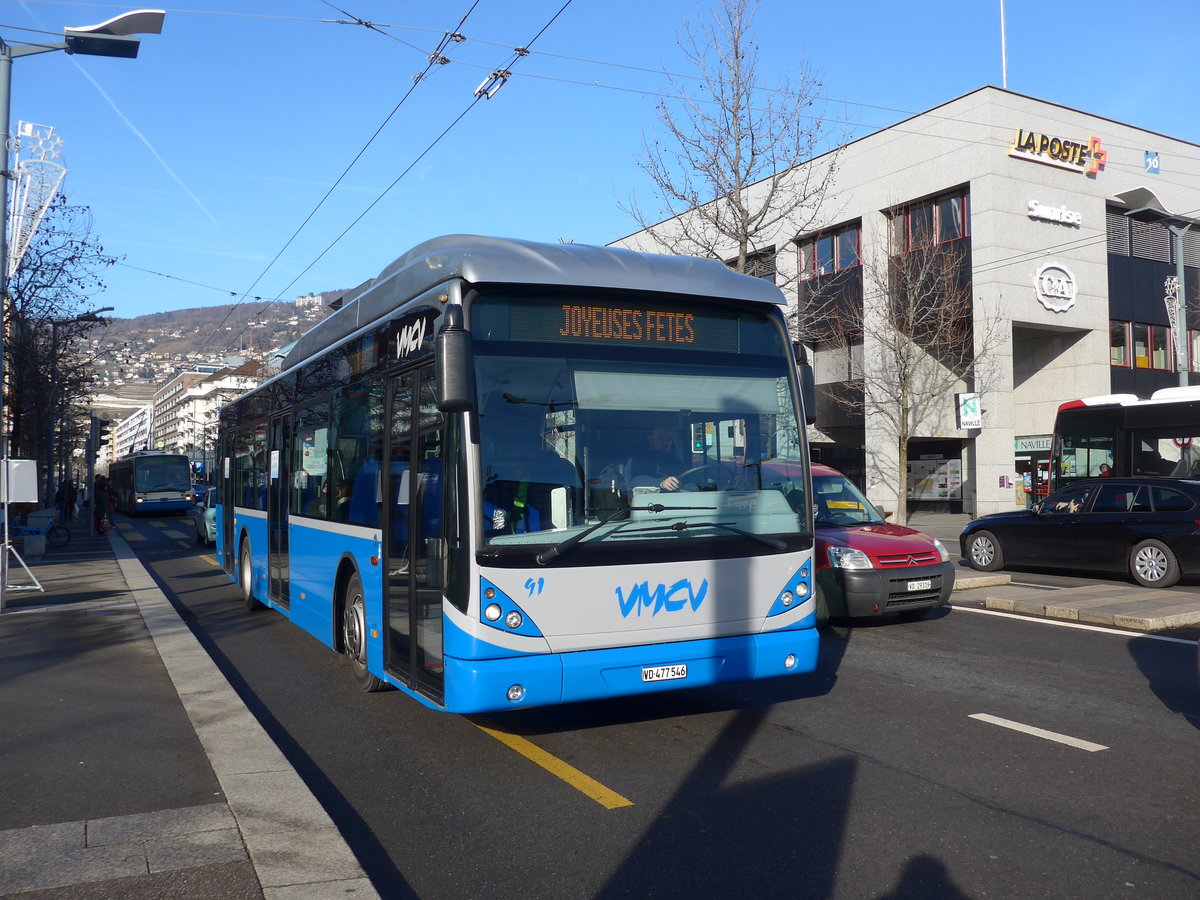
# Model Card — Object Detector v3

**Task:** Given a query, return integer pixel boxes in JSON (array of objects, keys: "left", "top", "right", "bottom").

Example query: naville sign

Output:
[{"left": 956, "top": 393, "right": 982, "bottom": 430}]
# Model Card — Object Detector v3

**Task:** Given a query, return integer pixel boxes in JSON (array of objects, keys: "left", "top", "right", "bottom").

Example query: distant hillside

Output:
[{"left": 89, "top": 290, "right": 346, "bottom": 392}]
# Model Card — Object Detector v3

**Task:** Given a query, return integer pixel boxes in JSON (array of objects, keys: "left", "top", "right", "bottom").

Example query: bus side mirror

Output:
[
  {"left": 793, "top": 342, "right": 816, "bottom": 426},
  {"left": 436, "top": 305, "right": 475, "bottom": 413}
]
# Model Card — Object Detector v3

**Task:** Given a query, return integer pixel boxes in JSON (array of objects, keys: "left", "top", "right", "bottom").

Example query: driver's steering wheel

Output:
[{"left": 678, "top": 462, "right": 743, "bottom": 491}]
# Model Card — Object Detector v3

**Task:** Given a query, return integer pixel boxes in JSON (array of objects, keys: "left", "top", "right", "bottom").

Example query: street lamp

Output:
[
  {"left": 45, "top": 307, "right": 112, "bottom": 502},
  {"left": 0, "top": 9, "right": 165, "bottom": 456},
  {"left": 1115, "top": 187, "right": 1199, "bottom": 389},
  {"left": 0, "top": 9, "right": 162, "bottom": 612}
]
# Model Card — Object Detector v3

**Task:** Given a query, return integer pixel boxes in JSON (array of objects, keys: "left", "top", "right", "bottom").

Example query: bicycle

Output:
[{"left": 7, "top": 516, "right": 71, "bottom": 548}]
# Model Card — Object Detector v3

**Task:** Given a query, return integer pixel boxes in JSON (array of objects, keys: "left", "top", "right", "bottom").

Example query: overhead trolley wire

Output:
[
  {"left": 215, "top": 0, "right": 577, "bottom": 358},
  {"left": 196, "top": 0, "right": 487, "bottom": 357}
]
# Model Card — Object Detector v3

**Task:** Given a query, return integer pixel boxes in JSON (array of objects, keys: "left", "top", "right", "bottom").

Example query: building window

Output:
[
  {"left": 745, "top": 248, "right": 777, "bottom": 282},
  {"left": 1191, "top": 330, "right": 1200, "bottom": 373},
  {"left": 1131, "top": 322, "right": 1174, "bottom": 370},
  {"left": 891, "top": 189, "right": 970, "bottom": 255},
  {"left": 1110, "top": 321, "right": 1129, "bottom": 367},
  {"left": 797, "top": 224, "right": 860, "bottom": 280},
  {"left": 725, "top": 247, "right": 777, "bottom": 282}
]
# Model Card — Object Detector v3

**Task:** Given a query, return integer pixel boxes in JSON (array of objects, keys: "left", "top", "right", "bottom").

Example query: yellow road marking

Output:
[
  {"left": 115, "top": 522, "right": 131, "bottom": 530},
  {"left": 470, "top": 720, "right": 633, "bottom": 810},
  {"left": 124, "top": 532, "right": 145, "bottom": 541},
  {"left": 163, "top": 530, "right": 187, "bottom": 539},
  {"left": 199, "top": 554, "right": 217, "bottom": 566},
  {"left": 149, "top": 521, "right": 167, "bottom": 528}
]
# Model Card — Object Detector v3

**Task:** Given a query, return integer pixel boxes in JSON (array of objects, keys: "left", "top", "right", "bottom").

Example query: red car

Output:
[{"left": 812, "top": 463, "right": 954, "bottom": 624}]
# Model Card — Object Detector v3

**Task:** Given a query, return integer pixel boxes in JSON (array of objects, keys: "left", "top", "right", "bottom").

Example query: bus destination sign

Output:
[{"left": 508, "top": 301, "right": 739, "bottom": 352}]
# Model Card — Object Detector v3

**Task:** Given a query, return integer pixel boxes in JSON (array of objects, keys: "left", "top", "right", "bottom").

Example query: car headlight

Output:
[
  {"left": 828, "top": 546, "right": 873, "bottom": 569},
  {"left": 934, "top": 539, "right": 950, "bottom": 562}
]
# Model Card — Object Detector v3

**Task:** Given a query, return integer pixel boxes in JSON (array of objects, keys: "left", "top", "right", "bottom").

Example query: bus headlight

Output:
[
  {"left": 784, "top": 654, "right": 797, "bottom": 669},
  {"left": 507, "top": 684, "right": 525, "bottom": 702},
  {"left": 780, "top": 591, "right": 794, "bottom": 608},
  {"left": 505, "top": 610, "right": 523, "bottom": 630},
  {"left": 484, "top": 603, "right": 502, "bottom": 621}
]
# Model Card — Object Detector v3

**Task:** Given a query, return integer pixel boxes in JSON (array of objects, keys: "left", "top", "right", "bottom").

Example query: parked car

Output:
[
  {"left": 194, "top": 487, "right": 216, "bottom": 546},
  {"left": 812, "top": 464, "right": 954, "bottom": 624},
  {"left": 960, "top": 477, "right": 1200, "bottom": 588}
]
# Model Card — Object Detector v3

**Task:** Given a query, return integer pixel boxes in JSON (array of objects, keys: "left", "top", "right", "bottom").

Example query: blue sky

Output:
[{"left": 2, "top": 0, "right": 1197, "bottom": 325}]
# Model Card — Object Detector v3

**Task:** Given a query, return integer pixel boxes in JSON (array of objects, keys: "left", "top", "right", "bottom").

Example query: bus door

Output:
[
  {"left": 383, "top": 366, "right": 445, "bottom": 701},
  {"left": 268, "top": 415, "right": 291, "bottom": 609},
  {"left": 220, "top": 434, "right": 235, "bottom": 572}
]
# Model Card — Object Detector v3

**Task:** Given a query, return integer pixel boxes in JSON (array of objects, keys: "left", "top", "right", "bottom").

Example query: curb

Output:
[
  {"left": 952, "top": 573, "right": 1012, "bottom": 591},
  {"left": 108, "top": 531, "right": 380, "bottom": 899}
]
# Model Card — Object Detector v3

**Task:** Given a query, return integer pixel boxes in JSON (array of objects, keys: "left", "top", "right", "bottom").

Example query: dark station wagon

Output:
[{"left": 960, "top": 477, "right": 1200, "bottom": 588}]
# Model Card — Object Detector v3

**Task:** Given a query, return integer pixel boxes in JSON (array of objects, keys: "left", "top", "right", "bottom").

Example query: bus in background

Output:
[
  {"left": 216, "top": 235, "right": 819, "bottom": 714},
  {"left": 108, "top": 450, "right": 195, "bottom": 516},
  {"left": 1049, "top": 386, "right": 1200, "bottom": 492}
]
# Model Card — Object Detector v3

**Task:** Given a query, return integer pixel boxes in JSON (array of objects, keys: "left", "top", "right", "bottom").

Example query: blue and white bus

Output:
[
  {"left": 216, "top": 235, "right": 819, "bottom": 713},
  {"left": 108, "top": 450, "right": 194, "bottom": 516}
]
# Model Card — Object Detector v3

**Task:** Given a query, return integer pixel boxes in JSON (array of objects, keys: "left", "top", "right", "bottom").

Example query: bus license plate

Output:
[
  {"left": 907, "top": 579, "right": 932, "bottom": 591},
  {"left": 642, "top": 664, "right": 688, "bottom": 683}
]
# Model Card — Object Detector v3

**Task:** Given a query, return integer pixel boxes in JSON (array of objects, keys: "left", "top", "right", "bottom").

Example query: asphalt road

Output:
[{"left": 131, "top": 512, "right": 1200, "bottom": 899}]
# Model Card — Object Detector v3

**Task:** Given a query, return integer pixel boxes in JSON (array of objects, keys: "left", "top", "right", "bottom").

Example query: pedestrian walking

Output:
[
  {"left": 64, "top": 480, "right": 77, "bottom": 521},
  {"left": 93, "top": 477, "right": 111, "bottom": 536}
]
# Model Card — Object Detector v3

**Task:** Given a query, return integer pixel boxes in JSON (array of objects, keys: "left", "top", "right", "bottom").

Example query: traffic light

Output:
[
  {"left": 90, "top": 417, "right": 111, "bottom": 454},
  {"left": 692, "top": 423, "right": 706, "bottom": 452}
]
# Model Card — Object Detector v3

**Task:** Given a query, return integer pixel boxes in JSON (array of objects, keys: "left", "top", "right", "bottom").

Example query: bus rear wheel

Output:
[
  {"left": 343, "top": 571, "right": 386, "bottom": 692},
  {"left": 240, "top": 540, "right": 263, "bottom": 611}
]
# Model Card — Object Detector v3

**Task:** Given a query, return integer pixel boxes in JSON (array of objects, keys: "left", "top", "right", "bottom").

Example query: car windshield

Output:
[
  {"left": 813, "top": 473, "right": 885, "bottom": 526},
  {"left": 471, "top": 294, "right": 810, "bottom": 556}
]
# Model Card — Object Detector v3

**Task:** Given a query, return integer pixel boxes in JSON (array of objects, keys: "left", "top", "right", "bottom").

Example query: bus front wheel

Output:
[
  {"left": 240, "top": 540, "right": 263, "bottom": 611},
  {"left": 342, "top": 571, "right": 386, "bottom": 692}
]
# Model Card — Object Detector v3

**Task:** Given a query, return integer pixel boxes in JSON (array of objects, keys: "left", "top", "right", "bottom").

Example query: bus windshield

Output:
[
  {"left": 134, "top": 455, "right": 191, "bottom": 492},
  {"left": 472, "top": 296, "right": 808, "bottom": 554}
]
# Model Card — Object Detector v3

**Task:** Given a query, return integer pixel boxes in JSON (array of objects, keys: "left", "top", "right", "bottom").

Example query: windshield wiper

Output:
[
  {"left": 618, "top": 519, "right": 787, "bottom": 551},
  {"left": 536, "top": 502, "right": 678, "bottom": 565}
]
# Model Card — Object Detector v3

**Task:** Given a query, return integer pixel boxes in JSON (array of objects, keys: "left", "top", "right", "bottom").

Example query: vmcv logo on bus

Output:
[
  {"left": 616, "top": 578, "right": 709, "bottom": 618},
  {"left": 394, "top": 317, "right": 427, "bottom": 358}
]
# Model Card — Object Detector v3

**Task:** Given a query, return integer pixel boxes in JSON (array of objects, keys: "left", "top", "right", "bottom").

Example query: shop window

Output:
[
  {"left": 1109, "top": 321, "right": 1129, "bottom": 367},
  {"left": 1132, "top": 323, "right": 1174, "bottom": 370},
  {"left": 797, "top": 224, "right": 860, "bottom": 280},
  {"left": 1190, "top": 330, "right": 1200, "bottom": 373}
]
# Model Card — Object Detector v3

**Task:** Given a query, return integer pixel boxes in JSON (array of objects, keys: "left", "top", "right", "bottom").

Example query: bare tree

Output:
[
  {"left": 5, "top": 194, "right": 115, "bottom": 492},
  {"left": 808, "top": 239, "right": 1005, "bottom": 524},
  {"left": 621, "top": 0, "right": 839, "bottom": 271}
]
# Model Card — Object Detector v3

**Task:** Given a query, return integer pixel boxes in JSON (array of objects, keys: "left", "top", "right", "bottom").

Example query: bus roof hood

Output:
[{"left": 283, "top": 235, "right": 786, "bottom": 370}]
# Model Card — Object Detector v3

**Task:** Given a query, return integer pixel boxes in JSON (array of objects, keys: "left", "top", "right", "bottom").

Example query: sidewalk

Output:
[
  {"left": 0, "top": 515, "right": 378, "bottom": 899},
  {"left": 908, "top": 510, "right": 1200, "bottom": 632}
]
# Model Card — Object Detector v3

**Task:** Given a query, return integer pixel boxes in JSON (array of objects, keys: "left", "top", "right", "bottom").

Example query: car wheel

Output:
[
  {"left": 1130, "top": 539, "right": 1180, "bottom": 588},
  {"left": 240, "top": 540, "right": 263, "bottom": 611},
  {"left": 343, "top": 571, "right": 387, "bottom": 692},
  {"left": 967, "top": 530, "right": 1004, "bottom": 571}
]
